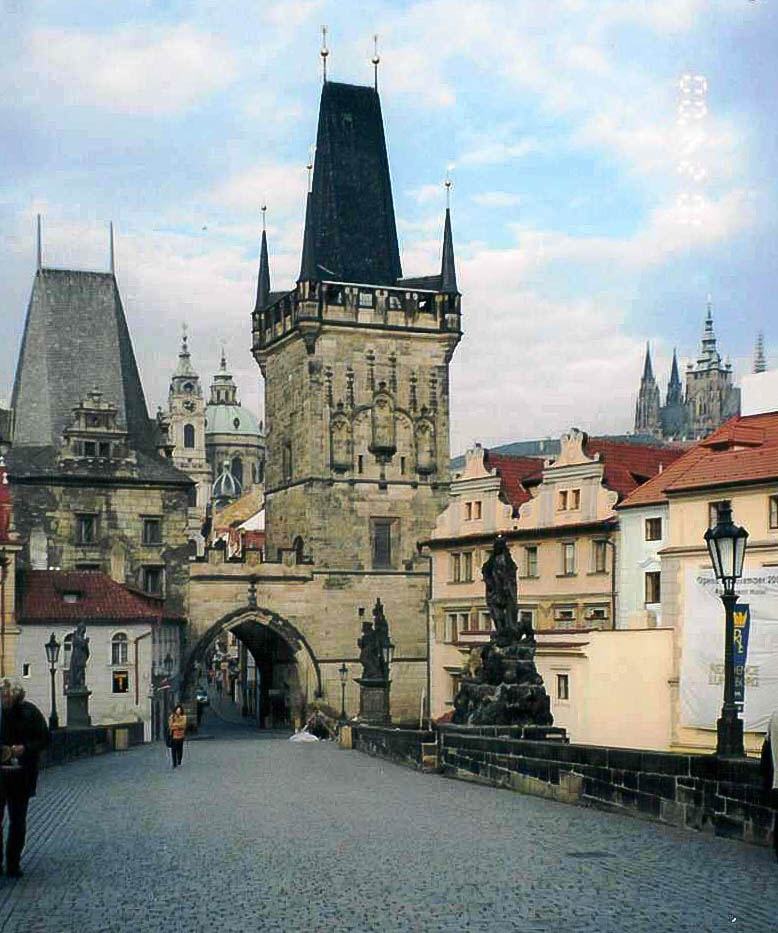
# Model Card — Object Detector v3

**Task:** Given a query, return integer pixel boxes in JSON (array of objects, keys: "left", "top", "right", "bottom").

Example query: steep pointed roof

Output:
[
  {"left": 440, "top": 208, "right": 458, "bottom": 294},
  {"left": 641, "top": 343, "right": 655, "bottom": 382},
  {"left": 174, "top": 331, "right": 197, "bottom": 379},
  {"left": 299, "top": 81, "right": 402, "bottom": 285},
  {"left": 11, "top": 269, "right": 155, "bottom": 452},
  {"left": 255, "top": 228, "right": 271, "bottom": 312},
  {"left": 669, "top": 348, "right": 681, "bottom": 387}
]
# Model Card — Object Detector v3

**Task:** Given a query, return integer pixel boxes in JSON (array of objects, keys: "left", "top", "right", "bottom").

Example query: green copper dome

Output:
[{"left": 204, "top": 403, "right": 261, "bottom": 438}]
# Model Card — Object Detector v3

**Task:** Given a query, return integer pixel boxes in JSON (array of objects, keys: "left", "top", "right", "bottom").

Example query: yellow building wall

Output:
[{"left": 661, "top": 482, "right": 778, "bottom": 754}]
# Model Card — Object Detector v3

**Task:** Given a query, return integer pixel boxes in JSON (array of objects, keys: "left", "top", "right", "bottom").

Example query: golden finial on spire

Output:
[
  {"left": 321, "top": 26, "right": 329, "bottom": 83},
  {"left": 444, "top": 171, "right": 453, "bottom": 209},
  {"left": 372, "top": 34, "right": 380, "bottom": 90},
  {"left": 261, "top": 204, "right": 267, "bottom": 231}
]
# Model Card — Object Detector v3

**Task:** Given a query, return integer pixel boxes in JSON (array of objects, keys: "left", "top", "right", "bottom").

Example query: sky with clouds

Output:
[{"left": 1, "top": 0, "right": 776, "bottom": 456}]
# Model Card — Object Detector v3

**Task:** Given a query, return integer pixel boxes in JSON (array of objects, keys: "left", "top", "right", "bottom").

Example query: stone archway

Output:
[{"left": 180, "top": 605, "right": 323, "bottom": 707}]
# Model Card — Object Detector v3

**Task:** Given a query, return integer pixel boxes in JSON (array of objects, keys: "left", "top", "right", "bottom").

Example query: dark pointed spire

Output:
[
  {"left": 642, "top": 342, "right": 654, "bottom": 381},
  {"left": 669, "top": 347, "right": 681, "bottom": 386},
  {"left": 440, "top": 207, "right": 458, "bottom": 294},
  {"left": 298, "top": 80, "right": 402, "bottom": 285},
  {"left": 36, "top": 214, "right": 42, "bottom": 270},
  {"left": 298, "top": 191, "right": 316, "bottom": 282},
  {"left": 255, "top": 207, "right": 270, "bottom": 312}
]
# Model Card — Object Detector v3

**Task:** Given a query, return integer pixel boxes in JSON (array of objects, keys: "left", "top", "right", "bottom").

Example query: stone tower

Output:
[
  {"left": 252, "top": 80, "right": 462, "bottom": 568},
  {"left": 168, "top": 329, "right": 210, "bottom": 529},
  {"left": 634, "top": 344, "right": 661, "bottom": 438},
  {"left": 683, "top": 299, "right": 740, "bottom": 439}
]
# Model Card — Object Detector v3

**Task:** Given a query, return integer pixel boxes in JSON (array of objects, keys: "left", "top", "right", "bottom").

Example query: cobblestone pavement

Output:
[{"left": 0, "top": 705, "right": 776, "bottom": 933}]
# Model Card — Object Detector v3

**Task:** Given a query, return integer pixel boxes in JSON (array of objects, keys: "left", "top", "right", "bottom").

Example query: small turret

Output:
[
  {"left": 255, "top": 206, "right": 271, "bottom": 312},
  {"left": 754, "top": 332, "right": 767, "bottom": 374}
]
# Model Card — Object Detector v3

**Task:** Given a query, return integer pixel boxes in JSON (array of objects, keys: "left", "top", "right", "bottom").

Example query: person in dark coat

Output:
[
  {"left": 761, "top": 709, "right": 778, "bottom": 862},
  {"left": 0, "top": 677, "right": 49, "bottom": 877}
]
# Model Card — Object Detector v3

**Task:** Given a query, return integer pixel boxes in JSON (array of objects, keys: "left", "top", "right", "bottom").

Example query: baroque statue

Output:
[{"left": 68, "top": 622, "right": 90, "bottom": 691}]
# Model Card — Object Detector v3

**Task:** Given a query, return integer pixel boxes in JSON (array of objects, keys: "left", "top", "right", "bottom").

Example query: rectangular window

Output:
[
  {"left": 142, "top": 566, "right": 164, "bottom": 596},
  {"left": 449, "top": 552, "right": 461, "bottom": 583},
  {"left": 709, "top": 499, "right": 731, "bottom": 529},
  {"left": 558, "top": 490, "right": 568, "bottom": 511},
  {"left": 462, "top": 552, "right": 473, "bottom": 582},
  {"left": 645, "top": 517, "right": 662, "bottom": 541},
  {"left": 75, "top": 513, "right": 97, "bottom": 545},
  {"left": 83, "top": 441, "right": 96, "bottom": 457},
  {"left": 478, "top": 609, "right": 492, "bottom": 631},
  {"left": 593, "top": 540, "right": 607, "bottom": 574},
  {"left": 557, "top": 673, "right": 569, "bottom": 701},
  {"left": 519, "top": 609, "right": 534, "bottom": 631},
  {"left": 112, "top": 670, "right": 129, "bottom": 694},
  {"left": 444, "top": 612, "right": 458, "bottom": 642},
  {"left": 357, "top": 455, "right": 364, "bottom": 474},
  {"left": 473, "top": 501, "right": 482, "bottom": 520},
  {"left": 75, "top": 562, "right": 100, "bottom": 571},
  {"left": 400, "top": 456, "right": 406, "bottom": 475},
  {"left": 98, "top": 441, "right": 110, "bottom": 458},
  {"left": 524, "top": 546, "right": 538, "bottom": 578},
  {"left": 562, "top": 542, "right": 576, "bottom": 575},
  {"left": 770, "top": 495, "right": 778, "bottom": 530},
  {"left": 142, "top": 517, "right": 162, "bottom": 545},
  {"left": 22, "top": 663, "right": 30, "bottom": 678},
  {"left": 464, "top": 502, "right": 472, "bottom": 521},
  {"left": 645, "top": 571, "right": 661, "bottom": 604},
  {"left": 571, "top": 489, "right": 581, "bottom": 510},
  {"left": 371, "top": 519, "right": 392, "bottom": 569},
  {"left": 554, "top": 606, "right": 576, "bottom": 624}
]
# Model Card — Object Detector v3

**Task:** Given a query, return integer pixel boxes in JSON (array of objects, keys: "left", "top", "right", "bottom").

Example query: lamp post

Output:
[
  {"left": 704, "top": 503, "right": 749, "bottom": 757},
  {"left": 44, "top": 632, "right": 60, "bottom": 730},
  {"left": 380, "top": 638, "right": 395, "bottom": 681},
  {"left": 338, "top": 663, "right": 348, "bottom": 722}
]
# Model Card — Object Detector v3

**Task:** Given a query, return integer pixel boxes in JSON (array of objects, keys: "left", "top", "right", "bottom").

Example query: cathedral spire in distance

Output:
[
  {"left": 634, "top": 342, "right": 661, "bottom": 437},
  {"left": 666, "top": 348, "right": 683, "bottom": 406},
  {"left": 754, "top": 331, "right": 766, "bottom": 373}
]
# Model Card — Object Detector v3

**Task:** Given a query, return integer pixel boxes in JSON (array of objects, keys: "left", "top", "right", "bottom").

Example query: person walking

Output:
[
  {"left": 0, "top": 677, "right": 49, "bottom": 877},
  {"left": 762, "top": 709, "right": 778, "bottom": 862},
  {"left": 167, "top": 704, "right": 187, "bottom": 769}
]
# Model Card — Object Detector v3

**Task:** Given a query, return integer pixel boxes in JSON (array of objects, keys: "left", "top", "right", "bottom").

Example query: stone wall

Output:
[
  {"left": 349, "top": 724, "right": 776, "bottom": 848},
  {"left": 437, "top": 727, "right": 776, "bottom": 848},
  {"left": 42, "top": 721, "right": 145, "bottom": 768},
  {"left": 352, "top": 724, "right": 434, "bottom": 770}
]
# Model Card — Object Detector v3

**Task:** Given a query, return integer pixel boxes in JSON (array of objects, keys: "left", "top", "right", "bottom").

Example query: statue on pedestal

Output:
[
  {"left": 358, "top": 619, "right": 383, "bottom": 681},
  {"left": 452, "top": 537, "right": 553, "bottom": 730},
  {"left": 68, "top": 622, "right": 90, "bottom": 691}
]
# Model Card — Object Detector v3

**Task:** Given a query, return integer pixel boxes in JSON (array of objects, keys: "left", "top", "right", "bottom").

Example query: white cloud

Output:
[
  {"left": 207, "top": 163, "right": 309, "bottom": 216},
  {"left": 459, "top": 138, "right": 540, "bottom": 165},
  {"left": 25, "top": 25, "right": 236, "bottom": 114},
  {"left": 471, "top": 191, "right": 522, "bottom": 208}
]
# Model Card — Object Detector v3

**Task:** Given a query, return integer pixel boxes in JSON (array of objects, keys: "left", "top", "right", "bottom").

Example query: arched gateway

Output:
[{"left": 181, "top": 605, "right": 322, "bottom": 727}]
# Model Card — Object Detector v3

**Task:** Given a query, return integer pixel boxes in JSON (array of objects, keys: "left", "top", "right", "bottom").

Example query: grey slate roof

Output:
[
  {"left": 299, "top": 82, "right": 402, "bottom": 286},
  {"left": 11, "top": 269, "right": 155, "bottom": 452},
  {"left": 5, "top": 442, "right": 192, "bottom": 486}
]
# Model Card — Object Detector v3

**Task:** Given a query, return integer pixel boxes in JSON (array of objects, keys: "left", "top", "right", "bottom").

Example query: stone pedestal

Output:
[
  {"left": 453, "top": 639, "right": 553, "bottom": 727},
  {"left": 66, "top": 688, "right": 92, "bottom": 728},
  {"left": 355, "top": 678, "right": 390, "bottom": 724}
]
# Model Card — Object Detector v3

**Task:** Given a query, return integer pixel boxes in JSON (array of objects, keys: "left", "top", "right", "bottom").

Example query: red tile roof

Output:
[
  {"left": 619, "top": 411, "right": 778, "bottom": 507},
  {"left": 483, "top": 452, "right": 545, "bottom": 511},
  {"left": 19, "top": 571, "right": 164, "bottom": 623},
  {"left": 520, "top": 438, "right": 685, "bottom": 502}
]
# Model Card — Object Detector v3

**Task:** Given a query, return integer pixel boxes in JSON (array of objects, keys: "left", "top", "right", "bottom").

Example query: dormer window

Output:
[{"left": 62, "top": 591, "right": 81, "bottom": 604}]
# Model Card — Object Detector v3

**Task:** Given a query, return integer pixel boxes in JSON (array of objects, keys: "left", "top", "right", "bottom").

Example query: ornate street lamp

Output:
[
  {"left": 380, "top": 638, "right": 395, "bottom": 681},
  {"left": 163, "top": 652, "right": 173, "bottom": 677},
  {"left": 704, "top": 503, "right": 749, "bottom": 757},
  {"left": 338, "top": 662, "right": 348, "bottom": 722},
  {"left": 44, "top": 632, "right": 60, "bottom": 730}
]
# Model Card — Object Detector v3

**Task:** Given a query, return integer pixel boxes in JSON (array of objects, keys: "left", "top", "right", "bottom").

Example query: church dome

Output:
[
  {"left": 212, "top": 460, "right": 242, "bottom": 503},
  {"left": 204, "top": 403, "right": 261, "bottom": 438}
]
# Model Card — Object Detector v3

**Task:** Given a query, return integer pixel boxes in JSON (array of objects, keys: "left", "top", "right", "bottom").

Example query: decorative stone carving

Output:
[
  {"left": 414, "top": 416, "right": 436, "bottom": 475},
  {"left": 452, "top": 537, "right": 554, "bottom": 729},
  {"left": 330, "top": 403, "right": 352, "bottom": 472},
  {"left": 369, "top": 384, "right": 396, "bottom": 460}
]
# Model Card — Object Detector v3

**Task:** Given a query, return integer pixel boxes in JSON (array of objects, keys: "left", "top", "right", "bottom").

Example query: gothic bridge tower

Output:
[{"left": 252, "top": 79, "right": 462, "bottom": 569}]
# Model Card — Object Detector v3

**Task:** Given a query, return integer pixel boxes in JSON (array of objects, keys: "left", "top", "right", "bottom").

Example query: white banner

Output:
[{"left": 680, "top": 570, "right": 778, "bottom": 732}]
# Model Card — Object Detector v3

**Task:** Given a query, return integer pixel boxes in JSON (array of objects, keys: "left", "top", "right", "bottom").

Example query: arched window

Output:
[
  {"left": 112, "top": 632, "right": 129, "bottom": 665},
  {"left": 184, "top": 424, "right": 195, "bottom": 449},
  {"left": 231, "top": 456, "right": 243, "bottom": 488}
]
